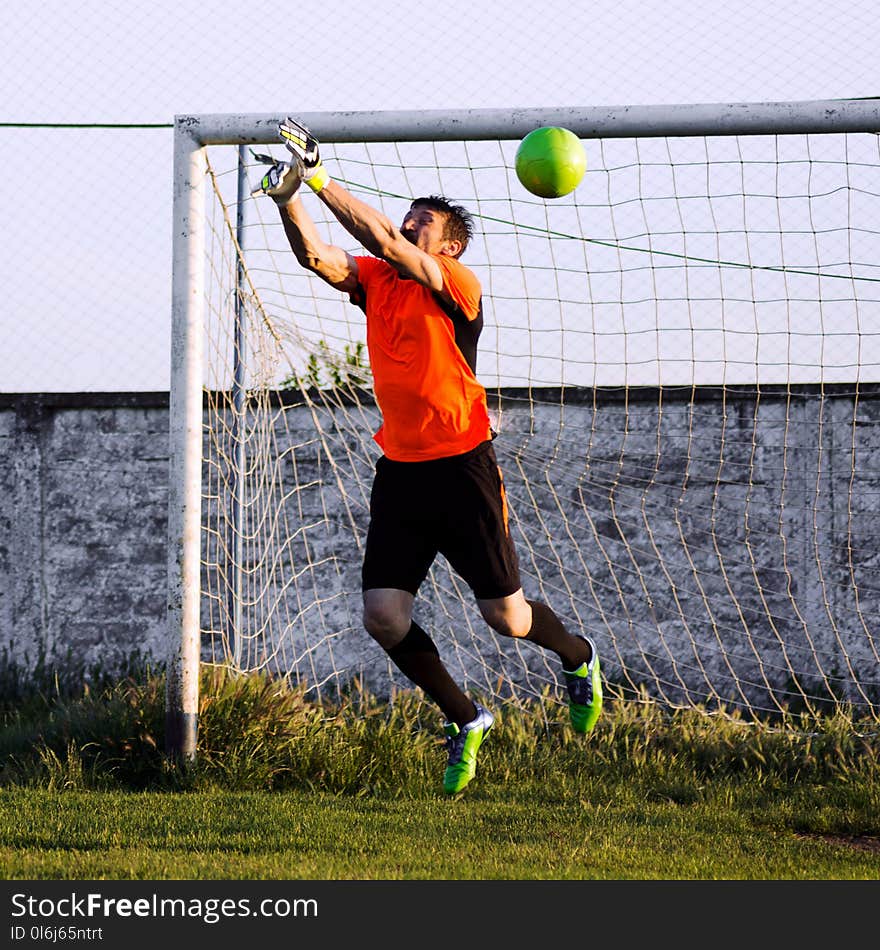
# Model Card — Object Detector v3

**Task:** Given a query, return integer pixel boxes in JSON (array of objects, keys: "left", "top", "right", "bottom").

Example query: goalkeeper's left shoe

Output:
[
  {"left": 442, "top": 703, "right": 494, "bottom": 795},
  {"left": 563, "top": 636, "right": 603, "bottom": 734}
]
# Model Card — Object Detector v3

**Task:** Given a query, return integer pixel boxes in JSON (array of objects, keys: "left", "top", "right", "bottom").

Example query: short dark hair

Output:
[{"left": 410, "top": 195, "right": 474, "bottom": 257}]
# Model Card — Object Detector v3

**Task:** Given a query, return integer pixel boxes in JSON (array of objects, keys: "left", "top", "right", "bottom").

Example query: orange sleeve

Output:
[
  {"left": 352, "top": 255, "right": 382, "bottom": 289},
  {"left": 433, "top": 255, "right": 481, "bottom": 320},
  {"left": 353, "top": 255, "right": 379, "bottom": 281},
  {"left": 348, "top": 255, "right": 382, "bottom": 309}
]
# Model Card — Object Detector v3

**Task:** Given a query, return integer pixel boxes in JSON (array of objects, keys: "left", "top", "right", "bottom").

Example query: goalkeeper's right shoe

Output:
[
  {"left": 563, "top": 636, "right": 603, "bottom": 734},
  {"left": 442, "top": 703, "right": 494, "bottom": 795}
]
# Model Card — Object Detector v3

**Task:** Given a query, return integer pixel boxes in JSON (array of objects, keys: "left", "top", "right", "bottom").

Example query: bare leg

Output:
[
  {"left": 362, "top": 588, "right": 477, "bottom": 727},
  {"left": 477, "top": 589, "right": 590, "bottom": 669}
]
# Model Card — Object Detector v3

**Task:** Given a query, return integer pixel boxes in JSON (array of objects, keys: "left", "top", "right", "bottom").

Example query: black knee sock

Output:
[
  {"left": 386, "top": 621, "right": 477, "bottom": 727},
  {"left": 524, "top": 600, "right": 591, "bottom": 670}
]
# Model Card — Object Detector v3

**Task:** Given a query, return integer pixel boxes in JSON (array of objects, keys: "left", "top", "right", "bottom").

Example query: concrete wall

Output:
[
  {"left": 0, "top": 393, "right": 170, "bottom": 675},
  {"left": 2, "top": 387, "right": 878, "bottom": 712}
]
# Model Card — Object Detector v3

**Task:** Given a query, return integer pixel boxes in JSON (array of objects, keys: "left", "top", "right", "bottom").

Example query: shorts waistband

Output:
[{"left": 379, "top": 439, "right": 495, "bottom": 469}]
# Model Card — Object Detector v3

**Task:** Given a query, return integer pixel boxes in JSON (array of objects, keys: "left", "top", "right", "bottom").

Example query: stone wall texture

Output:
[{"left": 2, "top": 387, "right": 878, "bottom": 714}]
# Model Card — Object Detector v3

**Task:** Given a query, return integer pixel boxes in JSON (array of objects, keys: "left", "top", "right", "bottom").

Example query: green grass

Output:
[{"left": 1, "top": 664, "right": 879, "bottom": 880}]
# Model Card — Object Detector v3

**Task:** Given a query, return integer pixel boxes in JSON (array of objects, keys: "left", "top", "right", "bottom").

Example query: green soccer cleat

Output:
[
  {"left": 442, "top": 703, "right": 494, "bottom": 795},
  {"left": 563, "top": 636, "right": 603, "bottom": 733}
]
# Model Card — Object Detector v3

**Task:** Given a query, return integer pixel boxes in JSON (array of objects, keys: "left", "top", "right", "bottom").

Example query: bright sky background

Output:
[{"left": 3, "top": 0, "right": 879, "bottom": 391}]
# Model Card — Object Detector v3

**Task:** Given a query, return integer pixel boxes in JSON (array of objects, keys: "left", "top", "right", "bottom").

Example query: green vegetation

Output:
[
  {"left": 1, "top": 662, "right": 878, "bottom": 880},
  {"left": 280, "top": 339, "right": 370, "bottom": 392}
]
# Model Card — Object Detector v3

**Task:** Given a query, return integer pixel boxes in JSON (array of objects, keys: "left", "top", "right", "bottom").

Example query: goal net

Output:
[{"left": 167, "top": 102, "right": 880, "bottom": 752}]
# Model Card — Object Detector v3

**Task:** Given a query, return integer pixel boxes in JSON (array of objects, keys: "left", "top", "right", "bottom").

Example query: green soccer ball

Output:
[{"left": 514, "top": 126, "right": 587, "bottom": 199}]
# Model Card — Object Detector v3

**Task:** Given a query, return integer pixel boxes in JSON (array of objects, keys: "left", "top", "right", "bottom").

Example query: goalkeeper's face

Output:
[{"left": 400, "top": 207, "right": 456, "bottom": 256}]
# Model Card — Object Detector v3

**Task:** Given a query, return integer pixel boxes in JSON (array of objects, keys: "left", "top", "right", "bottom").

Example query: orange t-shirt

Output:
[{"left": 351, "top": 254, "right": 492, "bottom": 462}]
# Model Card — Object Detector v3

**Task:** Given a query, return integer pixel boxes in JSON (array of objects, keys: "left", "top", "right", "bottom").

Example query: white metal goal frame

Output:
[{"left": 167, "top": 99, "right": 880, "bottom": 759}]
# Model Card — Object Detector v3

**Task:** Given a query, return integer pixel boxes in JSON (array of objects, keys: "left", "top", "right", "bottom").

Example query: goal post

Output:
[
  {"left": 167, "top": 99, "right": 880, "bottom": 759},
  {"left": 166, "top": 122, "right": 205, "bottom": 760}
]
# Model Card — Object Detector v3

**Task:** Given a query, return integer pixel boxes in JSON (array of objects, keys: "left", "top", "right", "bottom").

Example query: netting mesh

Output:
[{"left": 195, "top": 129, "right": 880, "bottom": 723}]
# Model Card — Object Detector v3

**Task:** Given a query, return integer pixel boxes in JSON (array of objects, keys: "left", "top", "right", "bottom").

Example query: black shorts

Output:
[{"left": 362, "top": 440, "right": 522, "bottom": 600}]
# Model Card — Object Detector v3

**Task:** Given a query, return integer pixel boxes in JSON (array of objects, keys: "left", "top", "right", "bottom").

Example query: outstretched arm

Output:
[
  {"left": 279, "top": 117, "right": 447, "bottom": 295},
  {"left": 251, "top": 152, "right": 358, "bottom": 292},
  {"left": 279, "top": 196, "right": 359, "bottom": 294},
  {"left": 316, "top": 180, "right": 446, "bottom": 294}
]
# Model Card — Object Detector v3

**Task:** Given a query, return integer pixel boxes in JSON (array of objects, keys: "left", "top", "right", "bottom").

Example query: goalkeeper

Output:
[{"left": 254, "top": 119, "right": 602, "bottom": 794}]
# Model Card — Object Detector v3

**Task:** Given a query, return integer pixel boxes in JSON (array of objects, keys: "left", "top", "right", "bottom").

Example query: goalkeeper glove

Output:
[
  {"left": 278, "top": 117, "right": 330, "bottom": 193},
  {"left": 250, "top": 150, "right": 304, "bottom": 205}
]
